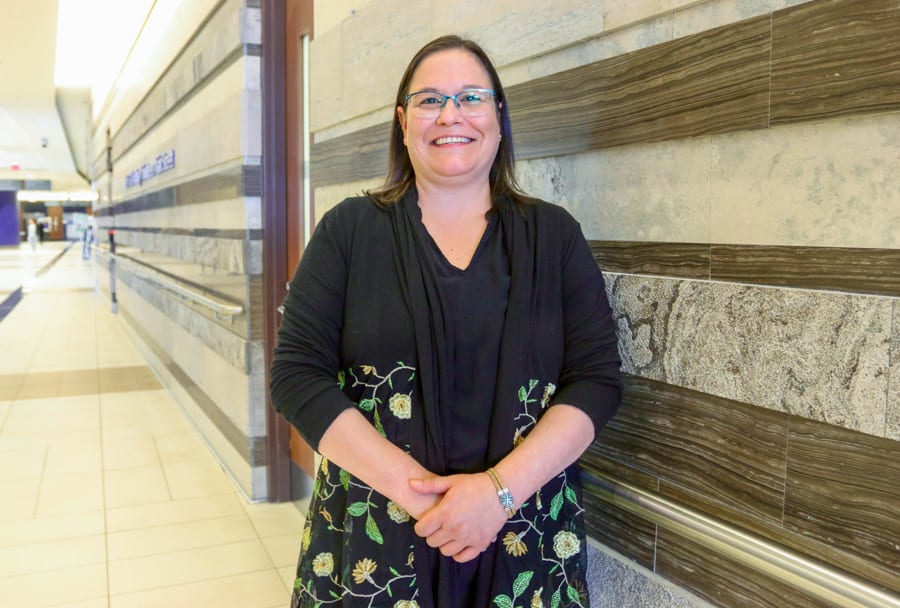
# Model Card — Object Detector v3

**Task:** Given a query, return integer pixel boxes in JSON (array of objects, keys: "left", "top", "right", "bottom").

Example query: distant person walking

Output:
[{"left": 26, "top": 219, "right": 39, "bottom": 251}]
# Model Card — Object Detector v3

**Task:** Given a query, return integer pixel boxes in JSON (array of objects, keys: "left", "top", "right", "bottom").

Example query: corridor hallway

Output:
[{"left": 0, "top": 242, "right": 301, "bottom": 607}]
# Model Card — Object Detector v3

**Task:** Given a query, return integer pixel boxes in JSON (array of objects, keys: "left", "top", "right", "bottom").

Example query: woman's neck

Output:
[{"left": 415, "top": 180, "right": 492, "bottom": 223}]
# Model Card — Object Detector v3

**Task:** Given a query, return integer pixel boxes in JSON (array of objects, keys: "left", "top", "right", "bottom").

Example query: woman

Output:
[{"left": 270, "top": 35, "right": 622, "bottom": 608}]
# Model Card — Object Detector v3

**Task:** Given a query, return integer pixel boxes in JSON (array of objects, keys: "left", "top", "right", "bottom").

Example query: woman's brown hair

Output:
[{"left": 366, "top": 35, "right": 528, "bottom": 207}]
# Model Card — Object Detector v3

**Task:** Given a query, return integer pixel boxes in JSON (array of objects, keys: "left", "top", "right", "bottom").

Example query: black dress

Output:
[{"left": 271, "top": 191, "right": 622, "bottom": 608}]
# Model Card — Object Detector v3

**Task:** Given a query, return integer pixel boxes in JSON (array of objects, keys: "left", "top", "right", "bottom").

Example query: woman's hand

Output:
[{"left": 409, "top": 473, "right": 508, "bottom": 562}]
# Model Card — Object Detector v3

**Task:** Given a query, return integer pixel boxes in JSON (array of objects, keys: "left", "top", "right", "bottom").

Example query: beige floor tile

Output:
[
  {"left": 109, "top": 569, "right": 289, "bottom": 608},
  {"left": 164, "top": 460, "right": 234, "bottom": 500},
  {"left": 277, "top": 565, "right": 295, "bottom": 591},
  {"left": 107, "top": 514, "right": 257, "bottom": 560},
  {"left": 0, "top": 534, "right": 106, "bottom": 577},
  {"left": 2, "top": 411, "right": 100, "bottom": 436},
  {"left": 0, "top": 445, "right": 46, "bottom": 480},
  {"left": 0, "top": 563, "right": 107, "bottom": 608},
  {"left": 44, "top": 442, "right": 102, "bottom": 477},
  {"left": 261, "top": 534, "right": 302, "bottom": 568},
  {"left": 105, "top": 493, "right": 245, "bottom": 533},
  {"left": 0, "top": 510, "right": 105, "bottom": 547},
  {"left": 45, "top": 598, "right": 109, "bottom": 608},
  {"left": 102, "top": 437, "right": 160, "bottom": 470},
  {"left": 104, "top": 466, "right": 170, "bottom": 508},
  {"left": 154, "top": 432, "right": 210, "bottom": 463},
  {"left": 101, "top": 419, "right": 190, "bottom": 441},
  {"left": 242, "top": 502, "right": 307, "bottom": 538},
  {"left": 0, "top": 428, "right": 101, "bottom": 449},
  {"left": 108, "top": 539, "right": 274, "bottom": 595},
  {"left": 36, "top": 472, "right": 104, "bottom": 517},
  {"left": 0, "top": 478, "right": 41, "bottom": 522}
]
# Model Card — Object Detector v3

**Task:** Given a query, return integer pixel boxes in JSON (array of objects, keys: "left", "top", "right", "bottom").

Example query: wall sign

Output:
[{"left": 125, "top": 150, "right": 176, "bottom": 188}]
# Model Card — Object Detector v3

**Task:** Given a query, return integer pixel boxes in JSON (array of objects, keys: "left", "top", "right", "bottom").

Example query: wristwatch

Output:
[{"left": 486, "top": 468, "right": 516, "bottom": 518}]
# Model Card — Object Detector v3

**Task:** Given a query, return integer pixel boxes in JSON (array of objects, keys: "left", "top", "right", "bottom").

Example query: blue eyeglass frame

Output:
[{"left": 403, "top": 88, "right": 496, "bottom": 109}]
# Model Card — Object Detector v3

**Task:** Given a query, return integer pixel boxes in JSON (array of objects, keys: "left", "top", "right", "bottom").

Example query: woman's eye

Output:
[
  {"left": 418, "top": 95, "right": 443, "bottom": 105},
  {"left": 461, "top": 93, "right": 485, "bottom": 104}
]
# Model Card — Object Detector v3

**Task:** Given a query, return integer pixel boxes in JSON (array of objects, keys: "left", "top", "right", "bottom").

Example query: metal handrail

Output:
[
  {"left": 589, "top": 473, "right": 900, "bottom": 608},
  {"left": 92, "top": 245, "right": 244, "bottom": 319}
]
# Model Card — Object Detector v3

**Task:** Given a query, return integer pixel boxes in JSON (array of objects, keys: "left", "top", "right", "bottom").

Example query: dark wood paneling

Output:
[
  {"left": 591, "top": 241, "right": 900, "bottom": 298},
  {"left": 509, "top": 15, "right": 771, "bottom": 160},
  {"left": 310, "top": 121, "right": 391, "bottom": 188},
  {"left": 656, "top": 531, "right": 834, "bottom": 608},
  {"left": 771, "top": 0, "right": 900, "bottom": 124},
  {"left": 784, "top": 416, "right": 900, "bottom": 592},
  {"left": 590, "top": 241, "right": 710, "bottom": 279},
  {"left": 710, "top": 245, "right": 900, "bottom": 298},
  {"left": 591, "top": 376, "right": 788, "bottom": 524}
]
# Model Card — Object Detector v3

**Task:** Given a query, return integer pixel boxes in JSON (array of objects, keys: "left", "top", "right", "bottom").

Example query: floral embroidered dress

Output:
[{"left": 270, "top": 192, "right": 622, "bottom": 608}]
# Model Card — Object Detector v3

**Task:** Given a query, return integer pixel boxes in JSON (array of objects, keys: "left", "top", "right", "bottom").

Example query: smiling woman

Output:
[{"left": 271, "top": 35, "right": 623, "bottom": 608}]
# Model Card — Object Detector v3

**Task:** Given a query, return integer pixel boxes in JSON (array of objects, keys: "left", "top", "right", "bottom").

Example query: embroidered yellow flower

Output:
[
  {"left": 553, "top": 530, "right": 580, "bottom": 560},
  {"left": 351, "top": 558, "right": 377, "bottom": 584},
  {"left": 541, "top": 383, "right": 556, "bottom": 408},
  {"left": 387, "top": 500, "right": 410, "bottom": 523},
  {"left": 389, "top": 393, "right": 412, "bottom": 419},
  {"left": 513, "top": 427, "right": 525, "bottom": 448},
  {"left": 311, "top": 552, "right": 334, "bottom": 577},
  {"left": 406, "top": 551, "right": 415, "bottom": 567},
  {"left": 301, "top": 523, "right": 311, "bottom": 551},
  {"left": 531, "top": 588, "right": 544, "bottom": 608},
  {"left": 502, "top": 531, "right": 527, "bottom": 557},
  {"left": 394, "top": 601, "right": 420, "bottom": 608},
  {"left": 361, "top": 365, "right": 377, "bottom": 375}
]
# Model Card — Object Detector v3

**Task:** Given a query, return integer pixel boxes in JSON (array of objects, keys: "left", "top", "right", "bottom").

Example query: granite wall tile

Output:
[
  {"left": 771, "top": 0, "right": 900, "bottom": 124},
  {"left": 114, "top": 229, "right": 249, "bottom": 274},
  {"left": 889, "top": 302, "right": 900, "bottom": 440},
  {"left": 603, "top": 0, "right": 703, "bottom": 32},
  {"left": 587, "top": 542, "right": 715, "bottom": 608},
  {"left": 784, "top": 417, "right": 900, "bottom": 590},
  {"left": 606, "top": 273, "right": 892, "bottom": 436},
  {"left": 709, "top": 112, "right": 900, "bottom": 249},
  {"left": 656, "top": 531, "right": 833, "bottom": 608}
]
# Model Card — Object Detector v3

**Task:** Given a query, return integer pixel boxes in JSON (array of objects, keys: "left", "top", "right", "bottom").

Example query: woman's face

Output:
[{"left": 397, "top": 49, "right": 501, "bottom": 191}]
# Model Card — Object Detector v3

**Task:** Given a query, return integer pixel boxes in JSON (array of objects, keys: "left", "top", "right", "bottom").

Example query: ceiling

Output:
[{"left": 0, "top": 0, "right": 89, "bottom": 192}]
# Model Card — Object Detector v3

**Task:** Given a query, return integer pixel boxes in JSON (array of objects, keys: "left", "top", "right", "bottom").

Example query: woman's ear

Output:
[{"left": 397, "top": 106, "right": 408, "bottom": 145}]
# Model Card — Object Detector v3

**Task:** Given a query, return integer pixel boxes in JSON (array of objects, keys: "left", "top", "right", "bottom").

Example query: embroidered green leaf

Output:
[
  {"left": 358, "top": 398, "right": 376, "bottom": 411},
  {"left": 373, "top": 409, "right": 386, "bottom": 437},
  {"left": 512, "top": 571, "right": 533, "bottom": 598},
  {"left": 550, "top": 491, "right": 564, "bottom": 520},
  {"left": 517, "top": 387, "right": 527, "bottom": 402},
  {"left": 529, "top": 379, "right": 539, "bottom": 390},
  {"left": 365, "top": 513, "right": 384, "bottom": 544},
  {"left": 492, "top": 594, "right": 513, "bottom": 608},
  {"left": 408, "top": 372, "right": 416, "bottom": 381},
  {"left": 386, "top": 582, "right": 392, "bottom": 598},
  {"left": 346, "top": 501, "right": 368, "bottom": 517},
  {"left": 389, "top": 567, "right": 401, "bottom": 576},
  {"left": 337, "top": 371, "right": 345, "bottom": 390},
  {"left": 293, "top": 577, "right": 304, "bottom": 589},
  {"left": 329, "top": 590, "right": 341, "bottom": 599},
  {"left": 340, "top": 469, "right": 350, "bottom": 491},
  {"left": 548, "top": 564, "right": 558, "bottom": 574},
  {"left": 564, "top": 485, "right": 578, "bottom": 505},
  {"left": 388, "top": 375, "right": 393, "bottom": 389},
  {"left": 566, "top": 585, "right": 580, "bottom": 603},
  {"left": 550, "top": 589, "right": 561, "bottom": 608}
]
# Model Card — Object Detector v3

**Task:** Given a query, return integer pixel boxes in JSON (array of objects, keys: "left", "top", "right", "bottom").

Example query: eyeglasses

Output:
[{"left": 403, "top": 88, "right": 496, "bottom": 119}]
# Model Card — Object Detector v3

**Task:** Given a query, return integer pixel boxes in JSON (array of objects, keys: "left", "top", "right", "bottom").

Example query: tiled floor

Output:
[{"left": 0, "top": 242, "right": 303, "bottom": 608}]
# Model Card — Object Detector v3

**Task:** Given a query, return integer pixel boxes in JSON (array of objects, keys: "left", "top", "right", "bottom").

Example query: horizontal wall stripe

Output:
[
  {"left": 112, "top": 227, "right": 263, "bottom": 240},
  {"left": 310, "top": 0, "right": 900, "bottom": 188},
  {"left": 771, "top": 0, "right": 900, "bottom": 125},
  {"left": 592, "top": 241, "right": 900, "bottom": 298},
  {"left": 581, "top": 374, "right": 900, "bottom": 596},
  {"left": 94, "top": 164, "right": 259, "bottom": 217},
  {"left": 244, "top": 43, "right": 261, "bottom": 56},
  {"left": 120, "top": 306, "right": 267, "bottom": 468}
]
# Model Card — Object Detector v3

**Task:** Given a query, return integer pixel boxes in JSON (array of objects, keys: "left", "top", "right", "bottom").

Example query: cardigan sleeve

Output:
[
  {"left": 549, "top": 217, "right": 623, "bottom": 434},
  {"left": 269, "top": 203, "right": 357, "bottom": 451}
]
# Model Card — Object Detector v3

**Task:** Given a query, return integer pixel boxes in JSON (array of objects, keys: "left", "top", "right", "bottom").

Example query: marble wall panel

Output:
[
  {"left": 113, "top": 229, "right": 249, "bottom": 274},
  {"left": 606, "top": 273, "right": 892, "bottom": 436},
  {"left": 312, "top": 177, "right": 385, "bottom": 225},
  {"left": 709, "top": 112, "right": 900, "bottom": 249},
  {"left": 771, "top": 0, "right": 900, "bottom": 125},
  {"left": 310, "top": 122, "right": 390, "bottom": 188},
  {"left": 109, "top": 0, "right": 244, "bottom": 162},
  {"left": 590, "top": 241, "right": 711, "bottom": 280},
  {"left": 784, "top": 417, "right": 900, "bottom": 589},
  {"left": 112, "top": 197, "right": 250, "bottom": 231},
  {"left": 587, "top": 542, "right": 715, "bottom": 608},
  {"left": 603, "top": 0, "right": 705, "bottom": 32},
  {"left": 655, "top": 531, "right": 833, "bottom": 608},
  {"left": 516, "top": 142, "right": 713, "bottom": 243},
  {"left": 889, "top": 302, "right": 899, "bottom": 440}
]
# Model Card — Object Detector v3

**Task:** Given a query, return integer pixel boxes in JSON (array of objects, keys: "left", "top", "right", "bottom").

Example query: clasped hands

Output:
[{"left": 404, "top": 472, "right": 510, "bottom": 563}]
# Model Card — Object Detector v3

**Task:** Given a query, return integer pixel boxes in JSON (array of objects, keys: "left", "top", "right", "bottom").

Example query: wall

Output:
[
  {"left": 89, "top": 0, "right": 267, "bottom": 499},
  {"left": 0, "top": 191, "right": 19, "bottom": 246},
  {"left": 308, "top": 0, "right": 899, "bottom": 606}
]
